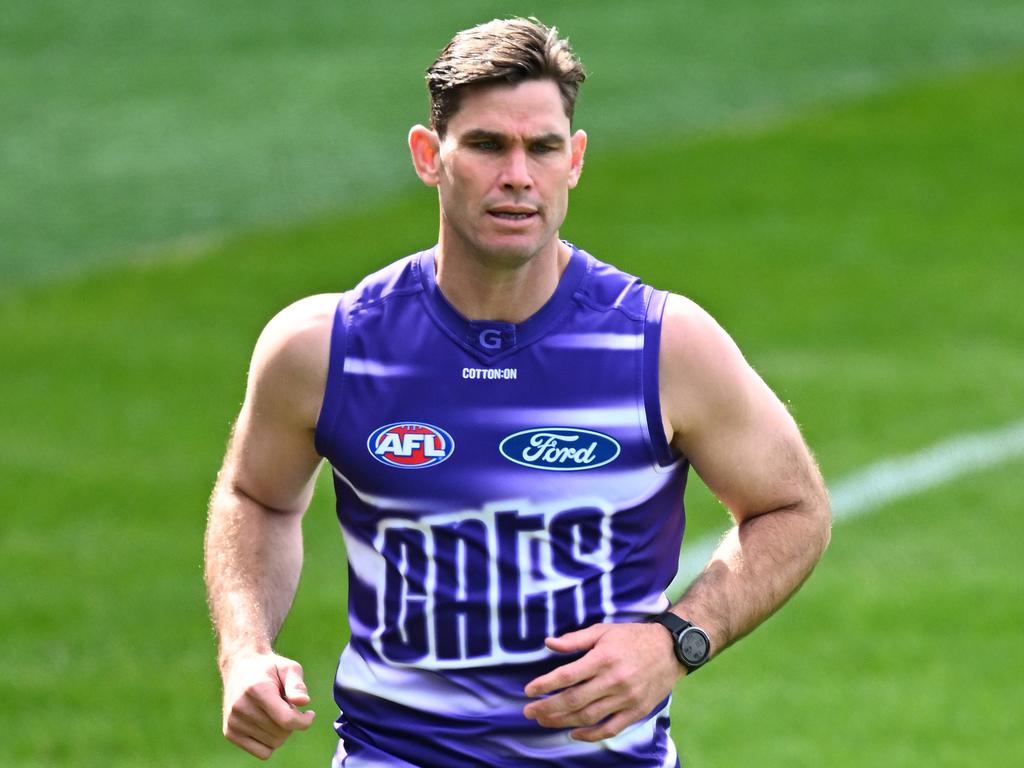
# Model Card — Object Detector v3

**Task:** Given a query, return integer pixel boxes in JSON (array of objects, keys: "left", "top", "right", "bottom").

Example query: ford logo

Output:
[{"left": 499, "top": 427, "right": 621, "bottom": 471}]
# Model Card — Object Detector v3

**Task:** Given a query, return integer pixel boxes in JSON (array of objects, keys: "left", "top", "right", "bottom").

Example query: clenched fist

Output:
[{"left": 220, "top": 651, "right": 316, "bottom": 759}]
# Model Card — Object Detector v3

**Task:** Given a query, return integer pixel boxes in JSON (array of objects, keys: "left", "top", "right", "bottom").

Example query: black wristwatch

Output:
[{"left": 648, "top": 611, "right": 711, "bottom": 674}]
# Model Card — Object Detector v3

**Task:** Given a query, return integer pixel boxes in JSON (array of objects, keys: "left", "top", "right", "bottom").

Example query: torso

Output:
[{"left": 313, "top": 245, "right": 687, "bottom": 767}]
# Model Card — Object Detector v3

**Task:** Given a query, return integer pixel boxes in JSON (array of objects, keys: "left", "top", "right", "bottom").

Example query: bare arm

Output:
[
  {"left": 204, "top": 294, "right": 336, "bottom": 759},
  {"left": 524, "top": 293, "right": 830, "bottom": 740},
  {"left": 663, "top": 294, "right": 831, "bottom": 652}
]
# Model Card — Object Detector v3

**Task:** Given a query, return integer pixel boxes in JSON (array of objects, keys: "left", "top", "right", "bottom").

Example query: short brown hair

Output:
[{"left": 425, "top": 17, "right": 586, "bottom": 136}]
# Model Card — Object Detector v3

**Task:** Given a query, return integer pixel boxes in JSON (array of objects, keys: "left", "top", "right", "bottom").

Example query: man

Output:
[{"left": 204, "top": 17, "right": 830, "bottom": 767}]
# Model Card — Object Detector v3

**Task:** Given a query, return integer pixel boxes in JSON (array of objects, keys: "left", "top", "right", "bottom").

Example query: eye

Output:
[
  {"left": 471, "top": 140, "right": 500, "bottom": 151},
  {"left": 530, "top": 144, "right": 557, "bottom": 154}
]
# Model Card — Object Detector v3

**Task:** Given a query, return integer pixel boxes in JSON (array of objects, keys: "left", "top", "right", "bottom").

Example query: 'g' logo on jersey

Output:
[
  {"left": 478, "top": 328, "right": 503, "bottom": 350},
  {"left": 368, "top": 422, "right": 454, "bottom": 469}
]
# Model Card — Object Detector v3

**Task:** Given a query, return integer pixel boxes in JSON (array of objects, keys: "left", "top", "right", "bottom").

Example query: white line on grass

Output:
[{"left": 668, "top": 418, "right": 1024, "bottom": 595}]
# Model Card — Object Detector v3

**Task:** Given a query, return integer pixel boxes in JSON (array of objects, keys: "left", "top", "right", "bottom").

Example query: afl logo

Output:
[
  {"left": 368, "top": 422, "right": 454, "bottom": 469},
  {"left": 499, "top": 427, "right": 620, "bottom": 471}
]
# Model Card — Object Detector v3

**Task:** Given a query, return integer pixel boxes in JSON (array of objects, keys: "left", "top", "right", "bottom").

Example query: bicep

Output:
[
  {"left": 218, "top": 298, "right": 334, "bottom": 515},
  {"left": 661, "top": 296, "right": 822, "bottom": 523},
  {"left": 224, "top": 400, "right": 322, "bottom": 517}
]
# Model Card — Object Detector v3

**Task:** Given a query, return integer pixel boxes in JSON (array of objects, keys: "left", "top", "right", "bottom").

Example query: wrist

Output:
[
  {"left": 647, "top": 611, "right": 712, "bottom": 675},
  {"left": 217, "top": 639, "right": 274, "bottom": 675}
]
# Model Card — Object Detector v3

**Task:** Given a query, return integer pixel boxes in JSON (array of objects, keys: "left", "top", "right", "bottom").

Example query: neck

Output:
[{"left": 434, "top": 234, "right": 571, "bottom": 324}]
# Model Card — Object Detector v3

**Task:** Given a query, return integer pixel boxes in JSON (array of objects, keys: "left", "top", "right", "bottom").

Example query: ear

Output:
[
  {"left": 567, "top": 129, "right": 588, "bottom": 190},
  {"left": 409, "top": 124, "right": 441, "bottom": 187}
]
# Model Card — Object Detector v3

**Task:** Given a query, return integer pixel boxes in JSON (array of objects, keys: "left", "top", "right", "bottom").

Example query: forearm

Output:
[
  {"left": 204, "top": 482, "right": 305, "bottom": 670},
  {"left": 674, "top": 496, "right": 831, "bottom": 656}
]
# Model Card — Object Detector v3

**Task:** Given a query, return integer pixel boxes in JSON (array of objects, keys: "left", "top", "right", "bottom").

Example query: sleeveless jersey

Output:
[{"left": 314, "top": 244, "right": 690, "bottom": 768}]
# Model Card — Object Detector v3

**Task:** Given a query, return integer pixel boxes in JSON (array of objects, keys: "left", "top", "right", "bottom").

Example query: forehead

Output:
[{"left": 446, "top": 79, "right": 570, "bottom": 138}]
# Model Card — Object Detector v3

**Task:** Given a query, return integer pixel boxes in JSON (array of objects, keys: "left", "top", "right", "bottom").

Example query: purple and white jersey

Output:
[{"left": 314, "top": 245, "right": 689, "bottom": 767}]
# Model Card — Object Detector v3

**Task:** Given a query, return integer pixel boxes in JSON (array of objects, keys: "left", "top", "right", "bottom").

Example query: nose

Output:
[{"left": 499, "top": 147, "right": 533, "bottom": 191}]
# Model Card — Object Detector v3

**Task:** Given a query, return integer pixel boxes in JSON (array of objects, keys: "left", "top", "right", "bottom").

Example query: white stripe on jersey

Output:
[
  {"left": 544, "top": 333, "right": 643, "bottom": 350},
  {"left": 344, "top": 357, "right": 420, "bottom": 377},
  {"left": 469, "top": 404, "right": 643, "bottom": 428}
]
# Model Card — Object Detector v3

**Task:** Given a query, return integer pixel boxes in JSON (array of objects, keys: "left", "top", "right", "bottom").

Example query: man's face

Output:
[{"left": 427, "top": 79, "right": 586, "bottom": 267}]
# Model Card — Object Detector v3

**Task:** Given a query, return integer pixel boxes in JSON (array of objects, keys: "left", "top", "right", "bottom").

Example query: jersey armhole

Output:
[
  {"left": 642, "top": 288, "right": 681, "bottom": 468},
  {"left": 314, "top": 294, "right": 349, "bottom": 458}
]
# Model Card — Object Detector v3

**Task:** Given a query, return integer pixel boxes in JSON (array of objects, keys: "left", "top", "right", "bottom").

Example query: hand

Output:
[
  {"left": 522, "top": 622, "right": 683, "bottom": 742},
  {"left": 220, "top": 651, "right": 316, "bottom": 759}
]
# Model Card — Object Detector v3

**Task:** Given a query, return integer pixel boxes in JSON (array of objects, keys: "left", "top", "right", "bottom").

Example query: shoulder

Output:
[
  {"left": 247, "top": 293, "right": 341, "bottom": 427},
  {"left": 659, "top": 293, "right": 764, "bottom": 443},
  {"left": 347, "top": 253, "right": 425, "bottom": 312},
  {"left": 660, "top": 293, "right": 748, "bottom": 378},
  {"left": 573, "top": 249, "right": 647, "bottom": 320},
  {"left": 253, "top": 293, "right": 339, "bottom": 370}
]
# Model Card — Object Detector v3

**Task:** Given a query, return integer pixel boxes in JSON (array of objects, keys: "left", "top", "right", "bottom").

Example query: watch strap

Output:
[{"left": 648, "top": 610, "right": 689, "bottom": 636}]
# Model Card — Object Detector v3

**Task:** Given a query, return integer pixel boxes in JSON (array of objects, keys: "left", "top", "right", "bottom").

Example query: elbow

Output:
[
  {"left": 218, "top": 473, "right": 307, "bottom": 518},
  {"left": 811, "top": 483, "right": 832, "bottom": 559},
  {"left": 817, "top": 505, "right": 832, "bottom": 558},
  {"left": 784, "top": 475, "right": 831, "bottom": 563}
]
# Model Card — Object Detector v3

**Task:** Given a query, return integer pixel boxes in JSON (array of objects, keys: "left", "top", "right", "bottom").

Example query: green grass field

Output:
[{"left": 2, "top": 2, "right": 1022, "bottom": 766}]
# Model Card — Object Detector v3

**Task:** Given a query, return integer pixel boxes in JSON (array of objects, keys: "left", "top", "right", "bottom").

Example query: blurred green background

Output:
[{"left": 2, "top": 1, "right": 1022, "bottom": 766}]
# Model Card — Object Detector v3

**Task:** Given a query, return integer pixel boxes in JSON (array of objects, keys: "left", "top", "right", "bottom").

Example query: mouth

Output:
[
  {"left": 490, "top": 212, "right": 533, "bottom": 220},
  {"left": 487, "top": 207, "right": 539, "bottom": 223}
]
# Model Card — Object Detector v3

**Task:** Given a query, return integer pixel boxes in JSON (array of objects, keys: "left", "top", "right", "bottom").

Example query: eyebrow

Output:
[{"left": 460, "top": 129, "right": 566, "bottom": 146}]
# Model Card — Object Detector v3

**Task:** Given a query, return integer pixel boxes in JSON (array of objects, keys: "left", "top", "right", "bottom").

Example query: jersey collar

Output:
[{"left": 416, "top": 243, "right": 588, "bottom": 363}]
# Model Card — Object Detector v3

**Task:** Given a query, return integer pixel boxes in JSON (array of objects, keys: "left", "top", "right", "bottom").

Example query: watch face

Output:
[{"left": 679, "top": 627, "right": 710, "bottom": 664}]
